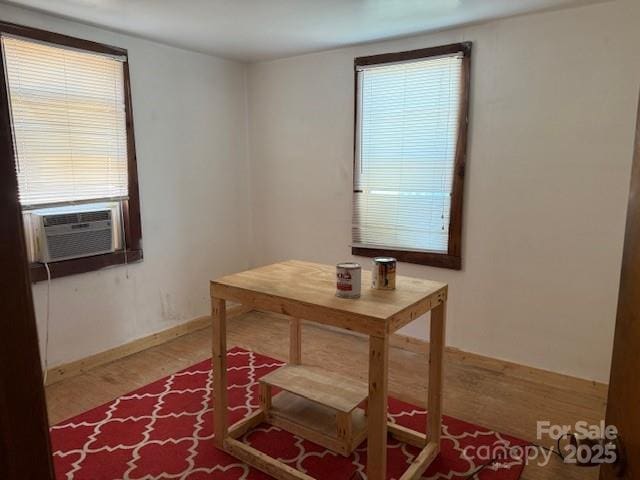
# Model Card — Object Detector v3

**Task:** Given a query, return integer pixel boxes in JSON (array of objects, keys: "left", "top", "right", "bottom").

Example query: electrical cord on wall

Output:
[
  {"left": 42, "top": 261, "right": 52, "bottom": 385},
  {"left": 40, "top": 202, "right": 127, "bottom": 386}
]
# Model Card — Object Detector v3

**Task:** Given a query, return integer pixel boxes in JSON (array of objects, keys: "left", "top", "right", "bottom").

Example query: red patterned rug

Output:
[{"left": 51, "top": 347, "right": 528, "bottom": 479}]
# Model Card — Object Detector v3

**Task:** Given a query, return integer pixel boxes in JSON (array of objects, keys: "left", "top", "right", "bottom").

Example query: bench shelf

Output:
[{"left": 259, "top": 365, "right": 369, "bottom": 456}]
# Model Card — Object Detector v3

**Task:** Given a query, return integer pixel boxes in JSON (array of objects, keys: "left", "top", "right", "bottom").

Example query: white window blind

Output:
[
  {"left": 2, "top": 35, "right": 128, "bottom": 208},
  {"left": 353, "top": 53, "right": 463, "bottom": 254}
]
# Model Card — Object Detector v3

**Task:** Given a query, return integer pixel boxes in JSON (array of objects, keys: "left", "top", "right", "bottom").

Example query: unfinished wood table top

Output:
[{"left": 210, "top": 260, "right": 447, "bottom": 336}]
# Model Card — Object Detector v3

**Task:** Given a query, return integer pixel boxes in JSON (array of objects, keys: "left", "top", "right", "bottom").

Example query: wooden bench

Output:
[
  {"left": 212, "top": 261, "right": 448, "bottom": 480},
  {"left": 259, "top": 365, "right": 368, "bottom": 456}
]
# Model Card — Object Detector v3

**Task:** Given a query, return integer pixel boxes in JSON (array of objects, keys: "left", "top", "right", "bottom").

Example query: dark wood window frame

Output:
[
  {"left": 0, "top": 21, "right": 143, "bottom": 283},
  {"left": 352, "top": 42, "right": 471, "bottom": 270}
]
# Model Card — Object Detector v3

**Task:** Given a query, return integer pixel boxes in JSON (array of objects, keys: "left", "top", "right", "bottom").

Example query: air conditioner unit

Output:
[{"left": 31, "top": 203, "right": 118, "bottom": 263}]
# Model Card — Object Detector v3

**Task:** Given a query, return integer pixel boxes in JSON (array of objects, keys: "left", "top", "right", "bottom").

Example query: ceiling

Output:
[{"left": 3, "top": 0, "right": 607, "bottom": 62}]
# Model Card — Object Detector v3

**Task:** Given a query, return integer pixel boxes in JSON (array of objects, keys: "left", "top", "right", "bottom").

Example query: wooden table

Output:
[{"left": 210, "top": 260, "right": 447, "bottom": 480}]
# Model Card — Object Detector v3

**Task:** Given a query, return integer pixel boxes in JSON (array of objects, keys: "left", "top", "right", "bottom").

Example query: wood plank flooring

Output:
[{"left": 45, "top": 310, "right": 607, "bottom": 479}]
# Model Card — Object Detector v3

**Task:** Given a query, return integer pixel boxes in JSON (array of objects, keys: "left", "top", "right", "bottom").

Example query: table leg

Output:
[
  {"left": 212, "top": 297, "right": 228, "bottom": 448},
  {"left": 259, "top": 382, "right": 272, "bottom": 411},
  {"left": 367, "top": 335, "right": 389, "bottom": 480},
  {"left": 427, "top": 301, "right": 446, "bottom": 445},
  {"left": 336, "top": 411, "right": 353, "bottom": 446},
  {"left": 289, "top": 317, "right": 302, "bottom": 365}
]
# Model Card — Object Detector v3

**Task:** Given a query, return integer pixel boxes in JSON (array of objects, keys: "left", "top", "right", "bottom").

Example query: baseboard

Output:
[
  {"left": 46, "top": 307, "right": 607, "bottom": 394},
  {"left": 44, "top": 304, "right": 252, "bottom": 386},
  {"left": 389, "top": 333, "right": 607, "bottom": 393},
  {"left": 389, "top": 333, "right": 429, "bottom": 355},
  {"left": 318, "top": 324, "right": 607, "bottom": 391}
]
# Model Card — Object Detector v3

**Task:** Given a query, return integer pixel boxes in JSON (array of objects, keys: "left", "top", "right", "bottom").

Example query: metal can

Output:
[
  {"left": 336, "top": 262, "right": 362, "bottom": 298},
  {"left": 371, "top": 257, "right": 396, "bottom": 290}
]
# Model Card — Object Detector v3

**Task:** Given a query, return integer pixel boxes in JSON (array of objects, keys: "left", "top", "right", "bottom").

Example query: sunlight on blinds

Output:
[
  {"left": 2, "top": 35, "right": 128, "bottom": 208},
  {"left": 353, "top": 54, "right": 462, "bottom": 254}
]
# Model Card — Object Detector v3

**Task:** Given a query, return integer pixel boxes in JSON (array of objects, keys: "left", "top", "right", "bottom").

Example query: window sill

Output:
[
  {"left": 30, "top": 249, "right": 143, "bottom": 283},
  {"left": 352, "top": 246, "right": 461, "bottom": 270}
]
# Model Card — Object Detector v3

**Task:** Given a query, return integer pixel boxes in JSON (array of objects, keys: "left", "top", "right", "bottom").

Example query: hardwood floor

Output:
[{"left": 45, "top": 311, "right": 607, "bottom": 479}]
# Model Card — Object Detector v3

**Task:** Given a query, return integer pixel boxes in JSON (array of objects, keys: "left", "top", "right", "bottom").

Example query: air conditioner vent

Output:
[
  {"left": 79, "top": 211, "right": 110, "bottom": 222},
  {"left": 46, "top": 229, "right": 113, "bottom": 260},
  {"left": 44, "top": 213, "right": 80, "bottom": 226}
]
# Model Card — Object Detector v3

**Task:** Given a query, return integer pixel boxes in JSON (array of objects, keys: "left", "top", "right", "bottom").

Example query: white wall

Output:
[
  {"left": 247, "top": 0, "right": 640, "bottom": 383},
  {"left": 0, "top": 4, "right": 252, "bottom": 367},
  {"left": 4, "top": 1, "right": 638, "bottom": 384}
]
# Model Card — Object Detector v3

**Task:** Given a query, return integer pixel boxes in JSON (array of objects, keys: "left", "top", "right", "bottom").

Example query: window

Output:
[
  {"left": 352, "top": 43, "right": 471, "bottom": 270},
  {"left": 0, "top": 22, "right": 142, "bottom": 281}
]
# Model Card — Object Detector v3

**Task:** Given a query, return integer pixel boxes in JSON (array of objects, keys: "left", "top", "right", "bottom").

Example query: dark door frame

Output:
[
  {"left": 600, "top": 97, "right": 640, "bottom": 479},
  {"left": 0, "top": 44, "right": 55, "bottom": 479}
]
